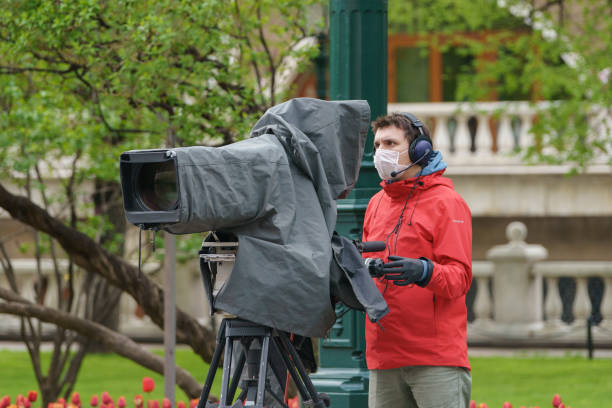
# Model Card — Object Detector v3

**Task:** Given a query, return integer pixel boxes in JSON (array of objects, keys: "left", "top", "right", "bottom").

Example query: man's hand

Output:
[{"left": 383, "top": 256, "right": 433, "bottom": 287}]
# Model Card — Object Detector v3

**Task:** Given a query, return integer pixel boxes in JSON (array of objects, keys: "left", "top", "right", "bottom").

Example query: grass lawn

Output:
[
  {"left": 0, "top": 348, "right": 221, "bottom": 403},
  {"left": 470, "top": 354, "right": 612, "bottom": 407},
  {"left": 1, "top": 348, "right": 612, "bottom": 407}
]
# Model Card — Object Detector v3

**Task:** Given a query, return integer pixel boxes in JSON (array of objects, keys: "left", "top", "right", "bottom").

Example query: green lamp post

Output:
[{"left": 310, "top": 1, "right": 388, "bottom": 407}]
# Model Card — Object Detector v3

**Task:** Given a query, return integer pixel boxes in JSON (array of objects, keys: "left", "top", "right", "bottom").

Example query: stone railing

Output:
[
  {"left": 388, "top": 101, "right": 611, "bottom": 171},
  {"left": 533, "top": 262, "right": 612, "bottom": 331},
  {"left": 467, "top": 221, "right": 612, "bottom": 346},
  {"left": 3, "top": 222, "right": 612, "bottom": 346}
]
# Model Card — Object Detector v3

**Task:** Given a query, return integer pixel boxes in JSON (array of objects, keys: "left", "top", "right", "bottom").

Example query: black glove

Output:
[{"left": 383, "top": 256, "right": 433, "bottom": 287}]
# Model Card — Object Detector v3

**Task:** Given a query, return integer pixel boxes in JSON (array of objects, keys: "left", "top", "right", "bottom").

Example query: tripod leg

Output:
[
  {"left": 267, "top": 342, "right": 289, "bottom": 396},
  {"left": 271, "top": 337, "right": 311, "bottom": 402},
  {"left": 278, "top": 332, "right": 326, "bottom": 408},
  {"left": 264, "top": 382, "right": 289, "bottom": 408},
  {"left": 219, "top": 334, "right": 235, "bottom": 406},
  {"left": 227, "top": 341, "right": 248, "bottom": 403},
  {"left": 255, "top": 335, "right": 270, "bottom": 407},
  {"left": 197, "top": 320, "right": 227, "bottom": 408}
]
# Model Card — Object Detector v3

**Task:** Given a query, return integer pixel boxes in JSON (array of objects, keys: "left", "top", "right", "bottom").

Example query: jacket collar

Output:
[
  {"left": 380, "top": 169, "right": 452, "bottom": 199},
  {"left": 420, "top": 150, "right": 446, "bottom": 176}
]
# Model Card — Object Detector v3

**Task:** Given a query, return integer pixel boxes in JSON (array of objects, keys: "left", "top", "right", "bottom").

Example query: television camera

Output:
[{"left": 119, "top": 98, "right": 390, "bottom": 408}]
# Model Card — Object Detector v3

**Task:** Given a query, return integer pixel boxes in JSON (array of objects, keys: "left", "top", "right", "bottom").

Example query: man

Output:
[{"left": 362, "top": 112, "right": 473, "bottom": 408}]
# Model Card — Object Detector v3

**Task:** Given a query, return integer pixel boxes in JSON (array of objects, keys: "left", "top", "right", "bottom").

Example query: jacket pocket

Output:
[{"left": 390, "top": 286, "right": 437, "bottom": 338}]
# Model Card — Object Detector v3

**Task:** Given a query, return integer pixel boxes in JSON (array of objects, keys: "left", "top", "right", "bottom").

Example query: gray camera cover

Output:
[{"left": 165, "top": 98, "right": 387, "bottom": 337}]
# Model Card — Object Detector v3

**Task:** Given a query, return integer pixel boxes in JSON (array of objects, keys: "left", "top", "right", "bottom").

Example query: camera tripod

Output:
[{"left": 196, "top": 318, "right": 330, "bottom": 408}]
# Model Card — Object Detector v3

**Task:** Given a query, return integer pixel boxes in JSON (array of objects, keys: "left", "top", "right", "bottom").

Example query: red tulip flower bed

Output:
[
  {"left": 469, "top": 393, "right": 571, "bottom": 408},
  {"left": 0, "top": 378, "right": 569, "bottom": 408},
  {"left": 0, "top": 377, "right": 300, "bottom": 408}
]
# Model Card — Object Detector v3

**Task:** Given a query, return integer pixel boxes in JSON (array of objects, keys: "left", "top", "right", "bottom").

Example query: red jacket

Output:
[{"left": 362, "top": 170, "right": 472, "bottom": 370}]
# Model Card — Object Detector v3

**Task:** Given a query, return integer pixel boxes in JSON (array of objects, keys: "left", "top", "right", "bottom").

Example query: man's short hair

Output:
[{"left": 371, "top": 113, "right": 431, "bottom": 146}]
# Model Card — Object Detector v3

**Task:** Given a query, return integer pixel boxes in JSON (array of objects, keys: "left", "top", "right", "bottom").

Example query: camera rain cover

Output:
[{"left": 158, "top": 98, "right": 384, "bottom": 337}]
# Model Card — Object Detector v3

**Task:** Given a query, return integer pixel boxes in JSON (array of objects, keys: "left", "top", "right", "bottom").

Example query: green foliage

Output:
[
  {"left": 176, "top": 233, "right": 206, "bottom": 264},
  {"left": 0, "top": 3, "right": 323, "bottom": 397},
  {"left": 388, "top": 0, "right": 526, "bottom": 35},
  {"left": 389, "top": 0, "right": 612, "bottom": 168},
  {"left": 0, "top": 0, "right": 323, "bottom": 245},
  {"left": 0, "top": 0, "right": 323, "bottom": 176}
]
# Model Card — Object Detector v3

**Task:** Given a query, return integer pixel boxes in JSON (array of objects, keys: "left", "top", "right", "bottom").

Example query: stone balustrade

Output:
[
  {"left": 533, "top": 262, "right": 612, "bottom": 332},
  {"left": 3, "top": 222, "right": 612, "bottom": 346},
  {"left": 388, "top": 101, "right": 611, "bottom": 172},
  {"left": 467, "top": 221, "right": 612, "bottom": 346},
  {"left": 471, "top": 261, "right": 494, "bottom": 323}
]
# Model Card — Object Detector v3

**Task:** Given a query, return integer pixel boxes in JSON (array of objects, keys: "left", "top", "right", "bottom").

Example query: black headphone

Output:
[{"left": 401, "top": 112, "right": 433, "bottom": 166}]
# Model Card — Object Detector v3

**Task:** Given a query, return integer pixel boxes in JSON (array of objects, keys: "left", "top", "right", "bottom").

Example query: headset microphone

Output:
[{"left": 390, "top": 148, "right": 431, "bottom": 178}]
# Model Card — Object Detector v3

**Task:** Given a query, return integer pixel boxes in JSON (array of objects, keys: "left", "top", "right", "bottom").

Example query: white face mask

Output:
[{"left": 373, "top": 148, "right": 409, "bottom": 180}]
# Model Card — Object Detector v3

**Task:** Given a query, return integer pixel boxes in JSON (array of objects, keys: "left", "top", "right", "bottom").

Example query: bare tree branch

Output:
[
  {"left": 72, "top": 68, "right": 158, "bottom": 137},
  {"left": 234, "top": 0, "right": 264, "bottom": 105},
  {"left": 34, "top": 164, "right": 64, "bottom": 308},
  {"left": 0, "top": 182, "right": 217, "bottom": 363},
  {"left": 0, "top": 241, "right": 45, "bottom": 385},
  {"left": 0, "top": 65, "right": 77, "bottom": 75},
  {"left": 0, "top": 288, "right": 203, "bottom": 398},
  {"left": 256, "top": 3, "right": 276, "bottom": 106},
  {"left": 0, "top": 241, "right": 18, "bottom": 291},
  {"left": 58, "top": 341, "right": 89, "bottom": 398}
]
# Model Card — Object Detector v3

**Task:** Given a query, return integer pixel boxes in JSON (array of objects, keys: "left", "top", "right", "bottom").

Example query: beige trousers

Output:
[{"left": 369, "top": 366, "right": 472, "bottom": 408}]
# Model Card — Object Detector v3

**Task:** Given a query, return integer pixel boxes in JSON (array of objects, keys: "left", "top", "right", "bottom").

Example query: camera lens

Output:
[{"left": 137, "top": 161, "right": 178, "bottom": 211}]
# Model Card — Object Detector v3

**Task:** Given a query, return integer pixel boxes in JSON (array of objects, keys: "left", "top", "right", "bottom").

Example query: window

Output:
[{"left": 389, "top": 33, "right": 527, "bottom": 103}]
